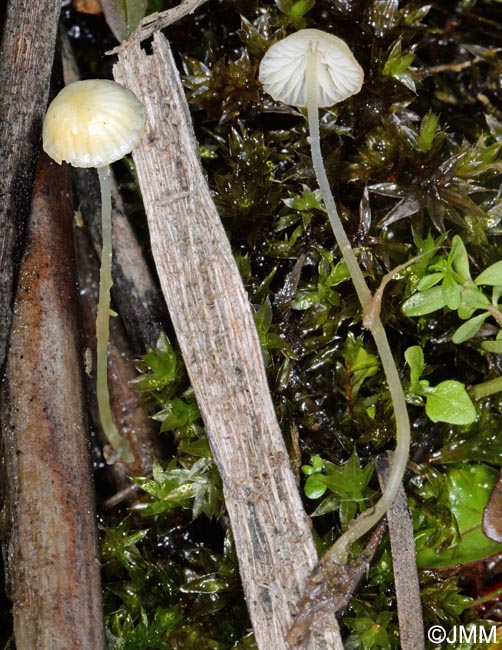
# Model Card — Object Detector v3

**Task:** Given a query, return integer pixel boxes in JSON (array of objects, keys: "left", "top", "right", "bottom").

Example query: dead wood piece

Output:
[
  {"left": 0, "top": 0, "right": 62, "bottom": 375},
  {"left": 114, "top": 33, "right": 343, "bottom": 650},
  {"left": 376, "top": 453, "right": 425, "bottom": 650},
  {"left": 287, "top": 520, "right": 387, "bottom": 647},
  {"left": 1, "top": 153, "right": 105, "bottom": 649}
]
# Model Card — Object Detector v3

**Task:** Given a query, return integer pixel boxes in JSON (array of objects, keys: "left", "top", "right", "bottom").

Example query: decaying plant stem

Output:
[
  {"left": 376, "top": 454, "right": 425, "bottom": 650},
  {"left": 114, "top": 33, "right": 344, "bottom": 650},
  {"left": 0, "top": 0, "right": 62, "bottom": 375},
  {"left": 0, "top": 153, "right": 105, "bottom": 650}
]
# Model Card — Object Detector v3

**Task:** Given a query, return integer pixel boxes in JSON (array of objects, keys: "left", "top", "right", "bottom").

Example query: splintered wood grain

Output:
[
  {"left": 0, "top": 0, "right": 62, "bottom": 374},
  {"left": 114, "top": 33, "right": 343, "bottom": 650},
  {"left": 1, "top": 153, "right": 105, "bottom": 650}
]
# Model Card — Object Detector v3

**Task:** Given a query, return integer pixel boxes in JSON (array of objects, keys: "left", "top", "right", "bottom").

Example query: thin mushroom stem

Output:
[
  {"left": 305, "top": 48, "right": 411, "bottom": 565},
  {"left": 96, "top": 165, "right": 134, "bottom": 464}
]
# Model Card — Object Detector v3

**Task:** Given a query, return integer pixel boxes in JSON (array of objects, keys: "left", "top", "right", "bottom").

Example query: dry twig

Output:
[
  {"left": 114, "top": 32, "right": 344, "bottom": 650},
  {"left": 376, "top": 453, "right": 425, "bottom": 650},
  {"left": 107, "top": 0, "right": 209, "bottom": 54}
]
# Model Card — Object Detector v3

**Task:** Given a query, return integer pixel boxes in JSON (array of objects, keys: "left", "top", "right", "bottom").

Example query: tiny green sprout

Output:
[
  {"left": 417, "top": 110, "right": 440, "bottom": 153},
  {"left": 276, "top": 0, "right": 315, "bottom": 22},
  {"left": 405, "top": 346, "right": 476, "bottom": 425},
  {"left": 382, "top": 39, "right": 417, "bottom": 93},
  {"left": 302, "top": 452, "right": 374, "bottom": 527},
  {"left": 403, "top": 235, "right": 502, "bottom": 353}
]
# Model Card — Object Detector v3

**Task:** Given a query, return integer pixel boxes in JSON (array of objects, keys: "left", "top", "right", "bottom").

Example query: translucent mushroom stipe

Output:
[
  {"left": 42, "top": 80, "right": 146, "bottom": 464},
  {"left": 260, "top": 30, "right": 411, "bottom": 566}
]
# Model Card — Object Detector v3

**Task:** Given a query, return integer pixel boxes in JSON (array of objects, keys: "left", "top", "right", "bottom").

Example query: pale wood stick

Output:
[
  {"left": 376, "top": 453, "right": 425, "bottom": 650},
  {"left": 114, "top": 33, "right": 344, "bottom": 650}
]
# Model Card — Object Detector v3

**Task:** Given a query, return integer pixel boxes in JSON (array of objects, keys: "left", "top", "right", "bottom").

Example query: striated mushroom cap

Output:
[
  {"left": 43, "top": 79, "right": 145, "bottom": 168},
  {"left": 259, "top": 29, "right": 364, "bottom": 108}
]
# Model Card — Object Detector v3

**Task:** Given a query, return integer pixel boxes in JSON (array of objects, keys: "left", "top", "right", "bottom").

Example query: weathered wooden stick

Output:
[
  {"left": 376, "top": 453, "right": 425, "bottom": 650},
  {"left": 1, "top": 153, "right": 105, "bottom": 649},
  {"left": 114, "top": 33, "right": 343, "bottom": 650},
  {"left": 0, "top": 0, "right": 61, "bottom": 374}
]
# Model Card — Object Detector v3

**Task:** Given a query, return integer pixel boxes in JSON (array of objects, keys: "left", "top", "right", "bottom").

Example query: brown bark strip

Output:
[
  {"left": 1, "top": 152, "right": 105, "bottom": 650},
  {"left": 376, "top": 453, "right": 425, "bottom": 650},
  {"left": 0, "top": 0, "right": 61, "bottom": 374},
  {"left": 114, "top": 33, "right": 343, "bottom": 650}
]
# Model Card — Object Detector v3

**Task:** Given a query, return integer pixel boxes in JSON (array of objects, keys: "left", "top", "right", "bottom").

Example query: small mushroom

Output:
[
  {"left": 260, "top": 31, "right": 411, "bottom": 564},
  {"left": 43, "top": 79, "right": 146, "bottom": 464}
]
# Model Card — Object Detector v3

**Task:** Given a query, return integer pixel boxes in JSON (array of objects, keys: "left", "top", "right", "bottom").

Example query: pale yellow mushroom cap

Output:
[
  {"left": 259, "top": 29, "right": 364, "bottom": 108},
  {"left": 43, "top": 79, "right": 145, "bottom": 168}
]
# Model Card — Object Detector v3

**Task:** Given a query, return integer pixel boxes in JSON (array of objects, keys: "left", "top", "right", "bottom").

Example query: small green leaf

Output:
[
  {"left": 442, "top": 274, "right": 462, "bottom": 310},
  {"left": 344, "top": 333, "right": 379, "bottom": 398},
  {"left": 417, "top": 110, "right": 439, "bottom": 153},
  {"left": 475, "top": 260, "right": 502, "bottom": 286},
  {"left": 180, "top": 573, "right": 233, "bottom": 594},
  {"left": 481, "top": 339, "right": 502, "bottom": 354},
  {"left": 458, "top": 287, "right": 490, "bottom": 320},
  {"left": 425, "top": 381, "right": 477, "bottom": 425},
  {"left": 405, "top": 345, "right": 425, "bottom": 393},
  {"left": 283, "top": 185, "right": 322, "bottom": 211},
  {"left": 154, "top": 398, "right": 200, "bottom": 432},
  {"left": 275, "top": 0, "right": 315, "bottom": 20},
  {"left": 452, "top": 312, "right": 489, "bottom": 344},
  {"left": 101, "top": 0, "right": 147, "bottom": 42},
  {"left": 449, "top": 235, "right": 471, "bottom": 281},
  {"left": 304, "top": 475, "right": 328, "bottom": 499},
  {"left": 417, "top": 272, "right": 444, "bottom": 291},
  {"left": 382, "top": 40, "right": 416, "bottom": 92},
  {"left": 402, "top": 285, "right": 446, "bottom": 316}
]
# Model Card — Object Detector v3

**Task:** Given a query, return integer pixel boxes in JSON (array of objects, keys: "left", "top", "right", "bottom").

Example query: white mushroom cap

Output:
[
  {"left": 259, "top": 29, "right": 364, "bottom": 108},
  {"left": 43, "top": 79, "right": 145, "bottom": 168}
]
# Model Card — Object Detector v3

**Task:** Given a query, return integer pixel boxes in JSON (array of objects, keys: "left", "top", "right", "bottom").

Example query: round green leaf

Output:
[{"left": 425, "top": 380, "right": 477, "bottom": 425}]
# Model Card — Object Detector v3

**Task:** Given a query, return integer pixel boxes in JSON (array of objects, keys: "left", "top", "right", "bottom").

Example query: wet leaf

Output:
[
  {"left": 425, "top": 381, "right": 477, "bottom": 425},
  {"left": 416, "top": 465, "right": 502, "bottom": 569},
  {"left": 402, "top": 285, "right": 446, "bottom": 316},
  {"left": 101, "top": 0, "right": 147, "bottom": 41}
]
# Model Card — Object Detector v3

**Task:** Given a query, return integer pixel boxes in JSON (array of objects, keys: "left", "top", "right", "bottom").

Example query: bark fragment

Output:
[
  {"left": 0, "top": 0, "right": 62, "bottom": 374},
  {"left": 1, "top": 153, "right": 105, "bottom": 650}
]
